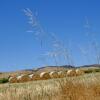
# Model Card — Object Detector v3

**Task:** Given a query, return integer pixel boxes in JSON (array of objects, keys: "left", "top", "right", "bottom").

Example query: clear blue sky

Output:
[{"left": 0, "top": 0, "right": 100, "bottom": 72}]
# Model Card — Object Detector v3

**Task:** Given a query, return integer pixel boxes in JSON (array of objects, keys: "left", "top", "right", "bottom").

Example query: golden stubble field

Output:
[{"left": 0, "top": 72, "right": 100, "bottom": 100}]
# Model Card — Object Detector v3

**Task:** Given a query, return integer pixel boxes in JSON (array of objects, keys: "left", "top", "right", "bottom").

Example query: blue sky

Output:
[{"left": 0, "top": 0, "right": 100, "bottom": 72}]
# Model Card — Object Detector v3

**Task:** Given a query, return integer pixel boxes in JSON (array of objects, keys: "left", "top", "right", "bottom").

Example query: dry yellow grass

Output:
[{"left": 0, "top": 73, "right": 100, "bottom": 100}]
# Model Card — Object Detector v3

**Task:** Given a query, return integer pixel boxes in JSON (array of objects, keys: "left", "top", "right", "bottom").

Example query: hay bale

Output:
[
  {"left": 9, "top": 76, "right": 17, "bottom": 83},
  {"left": 17, "top": 74, "right": 30, "bottom": 83},
  {"left": 29, "top": 74, "right": 34, "bottom": 80},
  {"left": 58, "top": 71, "right": 66, "bottom": 78},
  {"left": 29, "top": 73, "right": 40, "bottom": 81},
  {"left": 76, "top": 69, "right": 84, "bottom": 76},
  {"left": 17, "top": 75, "right": 23, "bottom": 82},
  {"left": 49, "top": 71, "right": 58, "bottom": 78},
  {"left": 67, "top": 69, "right": 76, "bottom": 77},
  {"left": 40, "top": 72, "right": 50, "bottom": 80}
]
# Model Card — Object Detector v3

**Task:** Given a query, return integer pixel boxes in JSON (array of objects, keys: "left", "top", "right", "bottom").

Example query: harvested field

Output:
[{"left": 0, "top": 73, "right": 100, "bottom": 100}]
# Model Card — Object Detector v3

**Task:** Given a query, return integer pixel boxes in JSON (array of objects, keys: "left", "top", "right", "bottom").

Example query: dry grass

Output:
[{"left": 0, "top": 73, "right": 100, "bottom": 100}]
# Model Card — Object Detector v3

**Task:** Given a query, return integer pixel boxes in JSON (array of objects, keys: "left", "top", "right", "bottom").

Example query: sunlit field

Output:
[
  {"left": 0, "top": 72, "right": 100, "bottom": 100},
  {"left": 0, "top": 1, "right": 100, "bottom": 100}
]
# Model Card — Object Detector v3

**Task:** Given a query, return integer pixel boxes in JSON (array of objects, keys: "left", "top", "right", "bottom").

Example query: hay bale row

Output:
[
  {"left": 66, "top": 69, "right": 84, "bottom": 77},
  {"left": 9, "top": 69, "right": 85, "bottom": 83},
  {"left": 9, "top": 74, "right": 30, "bottom": 83}
]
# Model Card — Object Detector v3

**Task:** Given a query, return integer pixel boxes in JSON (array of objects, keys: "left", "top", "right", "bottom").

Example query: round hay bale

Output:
[
  {"left": 49, "top": 71, "right": 58, "bottom": 78},
  {"left": 17, "top": 74, "right": 30, "bottom": 83},
  {"left": 29, "top": 73, "right": 40, "bottom": 81},
  {"left": 76, "top": 69, "right": 84, "bottom": 76},
  {"left": 58, "top": 71, "right": 66, "bottom": 78},
  {"left": 29, "top": 74, "right": 34, "bottom": 80},
  {"left": 40, "top": 72, "right": 50, "bottom": 80},
  {"left": 67, "top": 69, "right": 76, "bottom": 77},
  {"left": 17, "top": 75, "right": 24, "bottom": 83},
  {"left": 9, "top": 76, "right": 17, "bottom": 83}
]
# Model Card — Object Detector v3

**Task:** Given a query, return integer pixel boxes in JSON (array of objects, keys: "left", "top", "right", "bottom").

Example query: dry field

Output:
[{"left": 0, "top": 72, "right": 100, "bottom": 100}]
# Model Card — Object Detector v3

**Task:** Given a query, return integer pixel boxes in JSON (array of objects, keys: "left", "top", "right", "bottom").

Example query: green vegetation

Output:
[
  {"left": 0, "top": 78, "right": 8, "bottom": 84},
  {"left": 84, "top": 68, "right": 100, "bottom": 73}
]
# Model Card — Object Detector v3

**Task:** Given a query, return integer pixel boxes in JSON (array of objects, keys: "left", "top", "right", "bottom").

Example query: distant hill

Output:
[
  {"left": 0, "top": 65, "right": 74, "bottom": 78},
  {"left": 35, "top": 65, "right": 74, "bottom": 74},
  {"left": 79, "top": 64, "right": 100, "bottom": 68},
  {"left": 0, "top": 64, "right": 100, "bottom": 79}
]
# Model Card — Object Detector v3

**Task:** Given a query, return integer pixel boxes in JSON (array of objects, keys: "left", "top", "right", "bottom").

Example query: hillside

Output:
[
  {"left": 0, "top": 64, "right": 100, "bottom": 79},
  {"left": 80, "top": 64, "right": 100, "bottom": 68}
]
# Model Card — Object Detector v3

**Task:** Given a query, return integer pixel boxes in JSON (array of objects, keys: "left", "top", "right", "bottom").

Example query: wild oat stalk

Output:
[
  {"left": 51, "top": 33, "right": 74, "bottom": 66},
  {"left": 82, "top": 16, "right": 100, "bottom": 65},
  {"left": 23, "top": 8, "right": 74, "bottom": 67},
  {"left": 23, "top": 8, "right": 46, "bottom": 48}
]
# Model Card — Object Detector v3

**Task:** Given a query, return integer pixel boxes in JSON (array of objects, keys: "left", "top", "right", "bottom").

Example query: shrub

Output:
[
  {"left": 84, "top": 68, "right": 100, "bottom": 73},
  {"left": 94, "top": 69, "right": 100, "bottom": 72},
  {"left": 84, "top": 69, "right": 93, "bottom": 73},
  {"left": 0, "top": 78, "right": 9, "bottom": 84}
]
